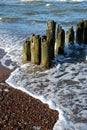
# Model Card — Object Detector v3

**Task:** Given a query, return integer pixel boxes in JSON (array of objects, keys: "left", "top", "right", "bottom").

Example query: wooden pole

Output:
[
  {"left": 31, "top": 34, "right": 41, "bottom": 65},
  {"left": 55, "top": 25, "right": 65, "bottom": 55},
  {"left": 66, "top": 27, "right": 74, "bottom": 44},
  {"left": 41, "top": 36, "right": 51, "bottom": 68},
  {"left": 83, "top": 20, "right": 87, "bottom": 44},
  {"left": 23, "top": 37, "right": 31, "bottom": 62},
  {"left": 76, "top": 21, "right": 84, "bottom": 44},
  {"left": 46, "top": 20, "right": 56, "bottom": 59}
]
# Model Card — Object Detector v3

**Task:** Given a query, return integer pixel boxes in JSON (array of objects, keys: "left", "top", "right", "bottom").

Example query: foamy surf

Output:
[
  {"left": 46, "top": 3, "right": 52, "bottom": 7},
  {"left": 0, "top": 29, "right": 87, "bottom": 130},
  {"left": 0, "top": 30, "right": 25, "bottom": 69},
  {"left": 6, "top": 51, "right": 87, "bottom": 130},
  {"left": 0, "top": 18, "right": 2, "bottom": 21},
  {"left": 6, "top": 65, "right": 75, "bottom": 130}
]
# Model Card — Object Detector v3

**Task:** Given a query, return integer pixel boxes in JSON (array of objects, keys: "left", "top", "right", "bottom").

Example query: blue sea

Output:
[{"left": 0, "top": 0, "right": 87, "bottom": 130}]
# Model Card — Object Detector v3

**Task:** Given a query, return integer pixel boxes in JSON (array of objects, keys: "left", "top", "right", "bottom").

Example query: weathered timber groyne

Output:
[
  {"left": 23, "top": 20, "right": 87, "bottom": 68},
  {"left": 66, "top": 27, "right": 74, "bottom": 44},
  {"left": 55, "top": 25, "right": 65, "bottom": 55}
]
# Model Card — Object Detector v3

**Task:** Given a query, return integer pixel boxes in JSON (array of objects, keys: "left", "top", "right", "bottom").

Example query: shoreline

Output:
[{"left": 0, "top": 48, "right": 58, "bottom": 130}]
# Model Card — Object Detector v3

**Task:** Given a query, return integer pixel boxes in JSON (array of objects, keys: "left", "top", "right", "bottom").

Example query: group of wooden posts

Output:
[{"left": 23, "top": 20, "right": 87, "bottom": 68}]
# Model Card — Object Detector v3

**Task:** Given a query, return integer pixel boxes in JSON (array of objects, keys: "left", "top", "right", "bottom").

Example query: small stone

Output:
[{"left": 4, "top": 88, "right": 9, "bottom": 92}]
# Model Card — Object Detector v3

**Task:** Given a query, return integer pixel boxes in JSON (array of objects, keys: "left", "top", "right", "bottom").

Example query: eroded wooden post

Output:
[
  {"left": 66, "top": 27, "right": 74, "bottom": 44},
  {"left": 23, "top": 37, "right": 31, "bottom": 62},
  {"left": 55, "top": 25, "right": 65, "bottom": 55},
  {"left": 31, "top": 34, "right": 41, "bottom": 65},
  {"left": 83, "top": 20, "right": 87, "bottom": 44},
  {"left": 46, "top": 20, "right": 56, "bottom": 59},
  {"left": 40, "top": 36, "right": 51, "bottom": 68},
  {"left": 76, "top": 21, "right": 84, "bottom": 44}
]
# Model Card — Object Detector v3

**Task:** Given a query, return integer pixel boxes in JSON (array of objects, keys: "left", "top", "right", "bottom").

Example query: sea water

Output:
[{"left": 0, "top": 0, "right": 87, "bottom": 130}]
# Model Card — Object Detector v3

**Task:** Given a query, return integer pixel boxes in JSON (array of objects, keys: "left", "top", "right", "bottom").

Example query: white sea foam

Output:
[
  {"left": 46, "top": 3, "right": 52, "bottom": 7},
  {"left": 6, "top": 65, "right": 75, "bottom": 130},
  {"left": 6, "top": 55, "right": 87, "bottom": 130},
  {"left": 0, "top": 28, "right": 87, "bottom": 129},
  {"left": 0, "top": 18, "right": 2, "bottom": 21},
  {"left": 0, "top": 30, "right": 25, "bottom": 69}
]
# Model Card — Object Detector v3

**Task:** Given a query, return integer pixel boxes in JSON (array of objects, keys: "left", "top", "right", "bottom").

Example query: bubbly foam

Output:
[
  {"left": 6, "top": 45, "right": 87, "bottom": 129},
  {"left": 0, "top": 30, "right": 25, "bottom": 69},
  {"left": 0, "top": 18, "right": 2, "bottom": 21},
  {"left": 0, "top": 28, "right": 87, "bottom": 130},
  {"left": 6, "top": 64, "right": 75, "bottom": 130}
]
